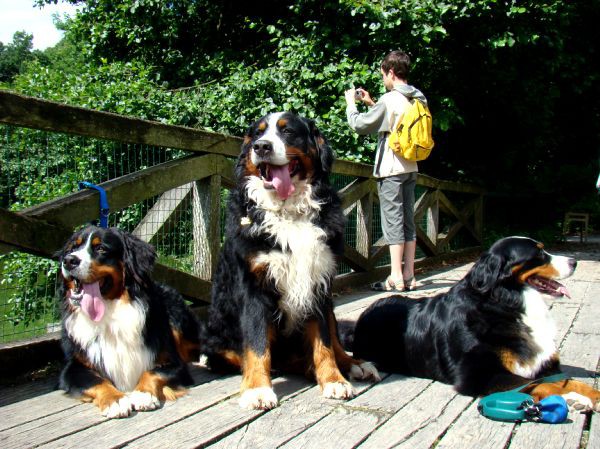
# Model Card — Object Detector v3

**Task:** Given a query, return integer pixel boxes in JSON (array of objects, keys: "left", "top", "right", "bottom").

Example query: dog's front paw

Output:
[
  {"left": 349, "top": 361, "right": 381, "bottom": 382},
  {"left": 239, "top": 387, "right": 278, "bottom": 410},
  {"left": 102, "top": 397, "right": 133, "bottom": 419},
  {"left": 322, "top": 381, "right": 355, "bottom": 400},
  {"left": 129, "top": 391, "right": 161, "bottom": 411},
  {"left": 563, "top": 392, "right": 594, "bottom": 413}
]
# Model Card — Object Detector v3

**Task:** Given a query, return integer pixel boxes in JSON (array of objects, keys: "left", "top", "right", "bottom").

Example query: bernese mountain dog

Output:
[
  {"left": 342, "top": 236, "right": 600, "bottom": 412},
  {"left": 201, "top": 112, "right": 379, "bottom": 410},
  {"left": 56, "top": 225, "right": 201, "bottom": 418}
]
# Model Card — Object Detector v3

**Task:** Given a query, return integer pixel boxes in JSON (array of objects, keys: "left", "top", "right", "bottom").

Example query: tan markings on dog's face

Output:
[
  {"left": 244, "top": 155, "right": 261, "bottom": 177},
  {"left": 517, "top": 263, "right": 560, "bottom": 284},
  {"left": 243, "top": 135, "right": 252, "bottom": 145},
  {"left": 277, "top": 118, "right": 288, "bottom": 129},
  {"left": 88, "top": 261, "right": 125, "bottom": 299},
  {"left": 91, "top": 237, "right": 102, "bottom": 247},
  {"left": 536, "top": 242, "right": 544, "bottom": 249},
  {"left": 258, "top": 121, "right": 267, "bottom": 132}
]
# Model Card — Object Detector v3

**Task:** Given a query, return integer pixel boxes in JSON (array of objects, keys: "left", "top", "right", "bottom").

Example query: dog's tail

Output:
[{"left": 337, "top": 319, "right": 357, "bottom": 352}]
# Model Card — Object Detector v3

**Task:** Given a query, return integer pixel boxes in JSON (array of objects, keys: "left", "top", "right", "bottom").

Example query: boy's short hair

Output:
[{"left": 381, "top": 50, "right": 410, "bottom": 80}]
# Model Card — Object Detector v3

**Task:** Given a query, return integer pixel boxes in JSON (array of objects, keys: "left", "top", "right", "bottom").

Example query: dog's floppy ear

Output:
[
  {"left": 118, "top": 229, "right": 156, "bottom": 287},
  {"left": 308, "top": 119, "right": 333, "bottom": 175},
  {"left": 467, "top": 251, "right": 510, "bottom": 295},
  {"left": 235, "top": 121, "right": 257, "bottom": 180}
]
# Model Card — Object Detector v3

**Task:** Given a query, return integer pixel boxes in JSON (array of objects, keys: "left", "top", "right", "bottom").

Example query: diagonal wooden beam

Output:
[
  {"left": 132, "top": 183, "right": 193, "bottom": 242},
  {"left": 0, "top": 207, "right": 211, "bottom": 303}
]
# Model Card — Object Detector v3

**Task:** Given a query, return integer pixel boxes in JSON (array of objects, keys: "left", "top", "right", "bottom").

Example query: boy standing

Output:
[{"left": 345, "top": 50, "right": 428, "bottom": 291}]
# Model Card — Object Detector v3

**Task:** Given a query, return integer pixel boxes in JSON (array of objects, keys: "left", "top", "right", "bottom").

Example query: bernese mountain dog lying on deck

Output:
[
  {"left": 201, "top": 112, "right": 379, "bottom": 410},
  {"left": 342, "top": 236, "right": 600, "bottom": 412},
  {"left": 56, "top": 225, "right": 201, "bottom": 418}
]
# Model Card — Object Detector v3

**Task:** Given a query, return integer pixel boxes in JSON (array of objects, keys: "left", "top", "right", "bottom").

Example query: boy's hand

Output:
[
  {"left": 357, "top": 89, "right": 375, "bottom": 106},
  {"left": 345, "top": 89, "right": 357, "bottom": 105}
]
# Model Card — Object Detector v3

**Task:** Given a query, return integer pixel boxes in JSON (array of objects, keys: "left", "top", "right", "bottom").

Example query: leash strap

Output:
[
  {"left": 478, "top": 373, "right": 569, "bottom": 423},
  {"left": 78, "top": 181, "right": 110, "bottom": 228}
]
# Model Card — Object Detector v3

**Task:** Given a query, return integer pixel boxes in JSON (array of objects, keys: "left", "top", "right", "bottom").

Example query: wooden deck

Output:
[{"left": 1, "top": 245, "right": 599, "bottom": 449}]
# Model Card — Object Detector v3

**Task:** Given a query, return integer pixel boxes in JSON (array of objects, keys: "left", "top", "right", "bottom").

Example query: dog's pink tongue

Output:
[
  {"left": 270, "top": 164, "right": 295, "bottom": 200},
  {"left": 81, "top": 282, "right": 105, "bottom": 322},
  {"left": 557, "top": 285, "right": 571, "bottom": 298}
]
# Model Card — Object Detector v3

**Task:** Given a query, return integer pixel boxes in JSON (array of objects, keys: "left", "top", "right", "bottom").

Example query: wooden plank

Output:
[
  {"left": 0, "top": 208, "right": 210, "bottom": 303},
  {"left": 279, "top": 407, "right": 384, "bottom": 449},
  {"left": 355, "top": 192, "right": 373, "bottom": 258},
  {"left": 192, "top": 176, "right": 221, "bottom": 281},
  {"left": 125, "top": 375, "right": 316, "bottom": 449},
  {"left": 152, "top": 263, "right": 211, "bottom": 304},
  {"left": 132, "top": 183, "right": 193, "bottom": 242},
  {"left": 0, "top": 391, "right": 83, "bottom": 433},
  {"left": 341, "top": 243, "right": 369, "bottom": 272},
  {"left": 21, "top": 154, "right": 221, "bottom": 230},
  {"left": 0, "top": 90, "right": 241, "bottom": 156},
  {"left": 506, "top": 413, "right": 587, "bottom": 449},
  {"left": 332, "top": 159, "right": 373, "bottom": 178},
  {"left": 359, "top": 382, "right": 473, "bottom": 449},
  {"left": 32, "top": 374, "right": 244, "bottom": 449},
  {"left": 417, "top": 173, "right": 485, "bottom": 195},
  {"left": 0, "top": 208, "right": 72, "bottom": 258},
  {"left": 433, "top": 401, "right": 515, "bottom": 449},
  {"left": 339, "top": 179, "right": 376, "bottom": 211},
  {"left": 347, "top": 374, "right": 433, "bottom": 414},
  {"left": 588, "top": 414, "right": 600, "bottom": 449}
]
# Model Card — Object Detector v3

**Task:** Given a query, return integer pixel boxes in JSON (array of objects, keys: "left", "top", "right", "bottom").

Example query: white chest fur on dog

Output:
[
  {"left": 64, "top": 298, "right": 153, "bottom": 392},
  {"left": 514, "top": 288, "right": 558, "bottom": 378},
  {"left": 246, "top": 178, "right": 337, "bottom": 329}
]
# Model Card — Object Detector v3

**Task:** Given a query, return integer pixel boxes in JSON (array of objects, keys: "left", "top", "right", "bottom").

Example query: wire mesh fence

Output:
[
  {"left": 1, "top": 121, "right": 481, "bottom": 344},
  {"left": 0, "top": 125, "right": 190, "bottom": 343}
]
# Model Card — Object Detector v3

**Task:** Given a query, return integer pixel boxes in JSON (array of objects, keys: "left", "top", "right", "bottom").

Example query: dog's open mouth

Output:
[
  {"left": 258, "top": 159, "right": 299, "bottom": 200},
  {"left": 526, "top": 274, "right": 571, "bottom": 298},
  {"left": 68, "top": 277, "right": 106, "bottom": 322}
]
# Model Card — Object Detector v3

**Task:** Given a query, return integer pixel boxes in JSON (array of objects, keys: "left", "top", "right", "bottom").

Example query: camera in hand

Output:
[{"left": 354, "top": 89, "right": 363, "bottom": 100}]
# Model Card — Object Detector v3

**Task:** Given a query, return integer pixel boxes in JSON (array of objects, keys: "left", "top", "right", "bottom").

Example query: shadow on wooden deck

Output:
[{"left": 1, "top": 246, "right": 598, "bottom": 449}]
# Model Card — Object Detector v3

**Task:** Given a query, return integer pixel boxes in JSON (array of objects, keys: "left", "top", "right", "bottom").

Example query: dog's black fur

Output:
[
  {"left": 341, "top": 237, "right": 599, "bottom": 409},
  {"left": 201, "top": 112, "right": 378, "bottom": 409},
  {"left": 57, "top": 225, "right": 200, "bottom": 418}
]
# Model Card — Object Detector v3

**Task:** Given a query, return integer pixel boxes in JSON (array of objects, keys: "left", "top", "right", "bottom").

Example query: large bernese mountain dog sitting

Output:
[
  {"left": 56, "top": 226, "right": 201, "bottom": 418},
  {"left": 342, "top": 236, "right": 600, "bottom": 412},
  {"left": 201, "top": 112, "right": 379, "bottom": 410}
]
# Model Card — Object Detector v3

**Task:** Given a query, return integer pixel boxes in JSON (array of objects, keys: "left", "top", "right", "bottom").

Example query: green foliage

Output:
[
  {"left": 0, "top": 253, "right": 58, "bottom": 327},
  {"left": 0, "top": 31, "right": 49, "bottom": 83}
]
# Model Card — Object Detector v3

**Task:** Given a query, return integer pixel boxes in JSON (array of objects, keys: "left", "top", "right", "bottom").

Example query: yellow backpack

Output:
[{"left": 388, "top": 97, "right": 434, "bottom": 162}]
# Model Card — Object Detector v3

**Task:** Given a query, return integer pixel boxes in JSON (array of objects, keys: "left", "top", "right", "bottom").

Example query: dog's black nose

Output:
[
  {"left": 253, "top": 140, "right": 273, "bottom": 158},
  {"left": 63, "top": 254, "right": 81, "bottom": 270}
]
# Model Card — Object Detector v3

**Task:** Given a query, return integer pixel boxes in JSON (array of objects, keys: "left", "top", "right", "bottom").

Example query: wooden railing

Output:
[{"left": 0, "top": 90, "right": 485, "bottom": 306}]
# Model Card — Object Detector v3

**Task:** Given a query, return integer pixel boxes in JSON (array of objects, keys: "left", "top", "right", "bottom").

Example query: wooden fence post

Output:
[{"left": 192, "top": 175, "right": 222, "bottom": 281}]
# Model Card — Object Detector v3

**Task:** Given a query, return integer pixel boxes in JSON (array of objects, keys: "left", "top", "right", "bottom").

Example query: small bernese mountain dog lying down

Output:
[
  {"left": 201, "top": 112, "right": 379, "bottom": 410},
  {"left": 342, "top": 236, "right": 600, "bottom": 412},
  {"left": 56, "top": 225, "right": 201, "bottom": 418}
]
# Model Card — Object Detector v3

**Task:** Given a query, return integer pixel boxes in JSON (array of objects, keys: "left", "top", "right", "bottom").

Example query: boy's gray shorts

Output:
[{"left": 377, "top": 172, "right": 417, "bottom": 244}]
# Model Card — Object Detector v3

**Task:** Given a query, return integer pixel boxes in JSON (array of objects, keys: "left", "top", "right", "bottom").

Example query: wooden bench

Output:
[{"left": 563, "top": 212, "right": 589, "bottom": 242}]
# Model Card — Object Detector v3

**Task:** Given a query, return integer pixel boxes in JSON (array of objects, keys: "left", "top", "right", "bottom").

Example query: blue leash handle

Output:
[
  {"left": 78, "top": 181, "right": 109, "bottom": 228},
  {"left": 478, "top": 374, "right": 569, "bottom": 423}
]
